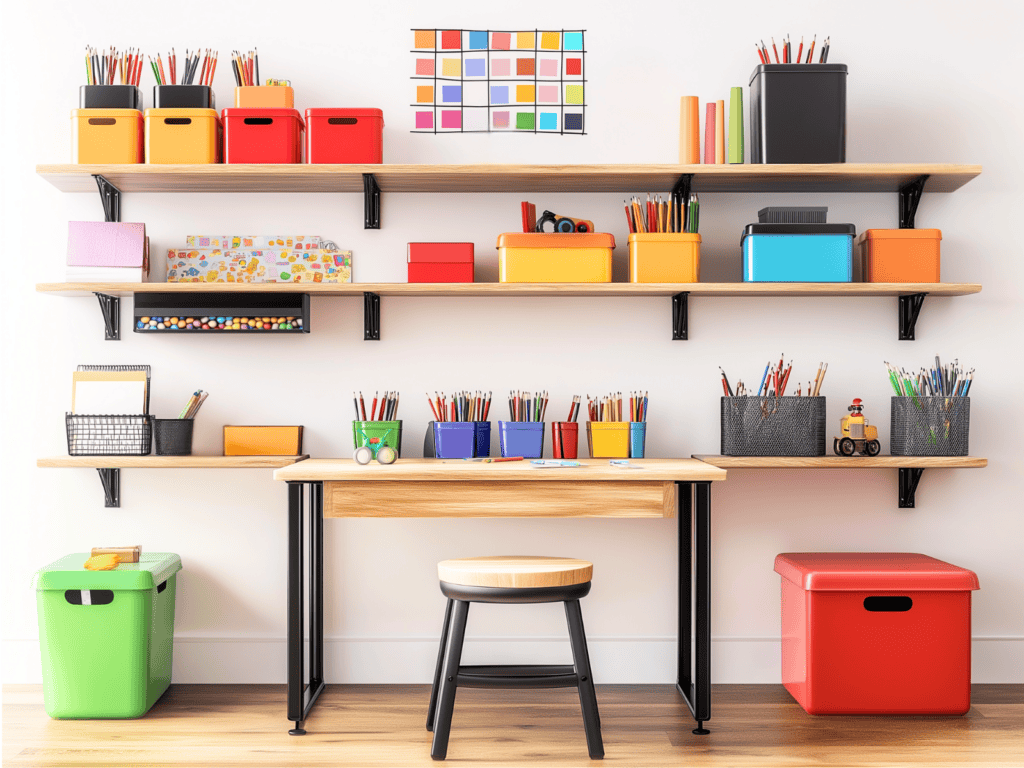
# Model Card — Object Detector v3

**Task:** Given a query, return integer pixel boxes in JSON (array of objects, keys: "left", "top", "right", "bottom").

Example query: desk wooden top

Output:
[{"left": 273, "top": 458, "right": 727, "bottom": 483}]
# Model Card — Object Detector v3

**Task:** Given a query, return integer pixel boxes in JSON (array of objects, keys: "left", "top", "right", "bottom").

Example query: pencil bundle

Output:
[
  {"left": 755, "top": 35, "right": 829, "bottom": 64},
  {"left": 169, "top": 49, "right": 218, "bottom": 86},
  {"left": 177, "top": 389, "right": 208, "bottom": 419},
  {"left": 720, "top": 356, "right": 827, "bottom": 398},
  {"left": 429, "top": 391, "right": 492, "bottom": 422},
  {"left": 354, "top": 391, "right": 400, "bottom": 421},
  {"left": 586, "top": 392, "right": 648, "bottom": 422},
  {"left": 507, "top": 391, "right": 548, "bottom": 422},
  {"left": 885, "top": 357, "right": 974, "bottom": 398},
  {"left": 231, "top": 49, "right": 261, "bottom": 87},
  {"left": 563, "top": 395, "right": 583, "bottom": 423},
  {"left": 624, "top": 194, "right": 698, "bottom": 234},
  {"left": 85, "top": 46, "right": 145, "bottom": 86}
]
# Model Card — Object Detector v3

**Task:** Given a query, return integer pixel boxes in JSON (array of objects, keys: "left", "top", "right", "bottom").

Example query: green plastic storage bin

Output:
[{"left": 34, "top": 552, "right": 182, "bottom": 719}]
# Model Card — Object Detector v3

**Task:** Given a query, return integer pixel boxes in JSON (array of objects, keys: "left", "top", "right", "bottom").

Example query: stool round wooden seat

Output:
[{"left": 427, "top": 556, "right": 603, "bottom": 761}]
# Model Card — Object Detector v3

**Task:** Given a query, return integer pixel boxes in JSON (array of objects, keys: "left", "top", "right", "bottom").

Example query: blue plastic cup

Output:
[
  {"left": 433, "top": 422, "right": 477, "bottom": 459},
  {"left": 498, "top": 421, "right": 545, "bottom": 458},
  {"left": 629, "top": 422, "right": 647, "bottom": 458}
]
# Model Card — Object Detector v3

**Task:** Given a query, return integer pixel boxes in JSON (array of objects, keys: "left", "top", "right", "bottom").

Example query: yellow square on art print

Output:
[
  {"left": 416, "top": 86, "right": 434, "bottom": 103},
  {"left": 442, "top": 58, "right": 461, "bottom": 76},
  {"left": 414, "top": 30, "right": 435, "bottom": 48},
  {"left": 565, "top": 85, "right": 584, "bottom": 104},
  {"left": 540, "top": 32, "right": 560, "bottom": 49},
  {"left": 516, "top": 85, "right": 536, "bottom": 103},
  {"left": 517, "top": 32, "right": 535, "bottom": 49}
]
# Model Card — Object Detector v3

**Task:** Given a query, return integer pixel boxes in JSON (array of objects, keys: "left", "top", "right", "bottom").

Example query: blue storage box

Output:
[
  {"left": 742, "top": 224, "right": 855, "bottom": 282},
  {"left": 433, "top": 422, "right": 477, "bottom": 459},
  {"left": 499, "top": 421, "right": 545, "bottom": 458}
]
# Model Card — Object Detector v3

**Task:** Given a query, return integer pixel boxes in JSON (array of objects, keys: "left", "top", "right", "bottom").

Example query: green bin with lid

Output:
[{"left": 34, "top": 552, "right": 182, "bottom": 718}]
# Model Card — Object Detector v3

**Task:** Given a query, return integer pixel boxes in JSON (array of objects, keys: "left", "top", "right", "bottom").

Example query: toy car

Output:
[{"left": 834, "top": 398, "right": 881, "bottom": 456}]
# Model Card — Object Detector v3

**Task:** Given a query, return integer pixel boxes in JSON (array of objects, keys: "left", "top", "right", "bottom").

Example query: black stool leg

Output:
[
  {"left": 565, "top": 599, "right": 604, "bottom": 759},
  {"left": 427, "top": 598, "right": 454, "bottom": 732},
  {"left": 431, "top": 599, "right": 469, "bottom": 761}
]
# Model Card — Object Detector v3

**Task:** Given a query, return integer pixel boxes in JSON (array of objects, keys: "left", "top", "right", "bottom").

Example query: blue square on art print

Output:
[
  {"left": 466, "top": 58, "right": 486, "bottom": 76},
  {"left": 539, "top": 112, "right": 557, "bottom": 130},
  {"left": 490, "top": 85, "right": 510, "bottom": 104},
  {"left": 442, "top": 85, "right": 462, "bottom": 103},
  {"left": 469, "top": 31, "right": 488, "bottom": 49},
  {"left": 564, "top": 32, "right": 583, "bottom": 50},
  {"left": 565, "top": 113, "right": 583, "bottom": 130}
]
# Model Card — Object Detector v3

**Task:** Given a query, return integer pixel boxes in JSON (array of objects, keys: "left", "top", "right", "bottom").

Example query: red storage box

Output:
[
  {"left": 407, "top": 243, "right": 474, "bottom": 283},
  {"left": 774, "top": 552, "right": 979, "bottom": 715},
  {"left": 305, "top": 109, "right": 384, "bottom": 164},
  {"left": 222, "top": 108, "right": 303, "bottom": 164}
]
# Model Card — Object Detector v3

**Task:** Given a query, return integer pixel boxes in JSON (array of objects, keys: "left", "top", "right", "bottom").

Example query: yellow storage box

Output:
[
  {"left": 235, "top": 86, "right": 295, "bottom": 109},
  {"left": 629, "top": 233, "right": 701, "bottom": 283},
  {"left": 498, "top": 233, "right": 614, "bottom": 283},
  {"left": 71, "top": 109, "right": 144, "bottom": 164},
  {"left": 223, "top": 426, "right": 303, "bottom": 455},
  {"left": 587, "top": 422, "right": 630, "bottom": 458},
  {"left": 145, "top": 108, "right": 220, "bottom": 164}
]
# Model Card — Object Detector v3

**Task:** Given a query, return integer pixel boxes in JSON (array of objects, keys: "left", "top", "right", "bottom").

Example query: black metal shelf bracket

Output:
[
  {"left": 898, "top": 175, "right": 928, "bottom": 229},
  {"left": 363, "top": 173, "right": 381, "bottom": 229},
  {"left": 97, "top": 468, "right": 121, "bottom": 508},
  {"left": 364, "top": 291, "right": 381, "bottom": 340},
  {"left": 94, "top": 292, "right": 120, "bottom": 341},
  {"left": 93, "top": 175, "right": 121, "bottom": 222},
  {"left": 899, "top": 467, "right": 924, "bottom": 508},
  {"left": 898, "top": 292, "right": 927, "bottom": 341},
  {"left": 671, "top": 174, "right": 694, "bottom": 234},
  {"left": 673, "top": 292, "right": 690, "bottom": 340}
]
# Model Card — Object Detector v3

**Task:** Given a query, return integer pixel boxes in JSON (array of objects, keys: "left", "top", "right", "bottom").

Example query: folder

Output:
[{"left": 72, "top": 371, "right": 149, "bottom": 414}]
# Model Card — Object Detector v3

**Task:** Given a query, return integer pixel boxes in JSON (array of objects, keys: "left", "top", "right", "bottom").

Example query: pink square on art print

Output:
[
  {"left": 492, "top": 32, "right": 511, "bottom": 49},
  {"left": 415, "top": 111, "right": 433, "bottom": 129},
  {"left": 441, "top": 110, "right": 462, "bottom": 129},
  {"left": 491, "top": 59, "right": 510, "bottom": 76},
  {"left": 539, "top": 85, "right": 558, "bottom": 102},
  {"left": 493, "top": 111, "right": 510, "bottom": 128},
  {"left": 539, "top": 58, "right": 557, "bottom": 76}
]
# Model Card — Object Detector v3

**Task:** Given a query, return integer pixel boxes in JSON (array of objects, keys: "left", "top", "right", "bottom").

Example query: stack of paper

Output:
[
  {"left": 66, "top": 222, "right": 149, "bottom": 282},
  {"left": 72, "top": 370, "right": 148, "bottom": 414}
]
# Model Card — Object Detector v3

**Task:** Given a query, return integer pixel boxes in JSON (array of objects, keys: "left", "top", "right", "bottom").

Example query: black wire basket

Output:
[
  {"left": 66, "top": 414, "right": 152, "bottom": 456},
  {"left": 890, "top": 397, "right": 970, "bottom": 456},
  {"left": 721, "top": 397, "right": 826, "bottom": 456}
]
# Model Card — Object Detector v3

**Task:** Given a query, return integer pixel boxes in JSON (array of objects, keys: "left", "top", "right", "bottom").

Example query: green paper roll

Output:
[{"left": 729, "top": 86, "right": 744, "bottom": 164}]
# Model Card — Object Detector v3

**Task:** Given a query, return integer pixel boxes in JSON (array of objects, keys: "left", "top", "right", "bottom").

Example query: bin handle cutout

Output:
[
  {"left": 164, "top": 118, "right": 193, "bottom": 125},
  {"left": 87, "top": 118, "right": 116, "bottom": 126},
  {"left": 157, "top": 580, "right": 167, "bottom": 593},
  {"left": 328, "top": 117, "right": 358, "bottom": 125},
  {"left": 64, "top": 589, "right": 114, "bottom": 606},
  {"left": 863, "top": 596, "right": 912, "bottom": 612},
  {"left": 243, "top": 117, "right": 274, "bottom": 125}
]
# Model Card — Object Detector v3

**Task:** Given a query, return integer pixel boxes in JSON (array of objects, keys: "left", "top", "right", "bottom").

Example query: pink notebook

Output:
[{"left": 67, "top": 222, "right": 147, "bottom": 267}]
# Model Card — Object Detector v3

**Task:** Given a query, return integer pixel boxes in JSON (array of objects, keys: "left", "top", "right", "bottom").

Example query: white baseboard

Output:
[{"left": 4, "top": 636, "right": 1022, "bottom": 685}]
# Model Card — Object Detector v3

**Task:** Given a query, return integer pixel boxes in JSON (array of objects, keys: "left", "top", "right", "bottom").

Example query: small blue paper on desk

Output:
[
  {"left": 530, "top": 460, "right": 582, "bottom": 468},
  {"left": 609, "top": 460, "right": 644, "bottom": 469}
]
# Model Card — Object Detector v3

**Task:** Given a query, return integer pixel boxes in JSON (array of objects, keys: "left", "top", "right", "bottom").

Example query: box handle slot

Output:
[
  {"left": 64, "top": 589, "right": 115, "bottom": 606},
  {"left": 87, "top": 118, "right": 116, "bottom": 126},
  {"left": 244, "top": 117, "right": 274, "bottom": 125},
  {"left": 164, "top": 118, "right": 193, "bottom": 125},
  {"left": 863, "top": 596, "right": 912, "bottom": 612},
  {"left": 157, "top": 580, "right": 168, "bottom": 593},
  {"left": 328, "top": 117, "right": 358, "bottom": 125}
]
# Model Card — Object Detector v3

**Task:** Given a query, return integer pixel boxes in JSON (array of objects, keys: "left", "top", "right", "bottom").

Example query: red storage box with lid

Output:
[
  {"left": 305, "top": 109, "right": 384, "bottom": 164},
  {"left": 774, "top": 552, "right": 979, "bottom": 715},
  {"left": 221, "top": 108, "right": 304, "bottom": 164},
  {"left": 408, "top": 243, "right": 474, "bottom": 283}
]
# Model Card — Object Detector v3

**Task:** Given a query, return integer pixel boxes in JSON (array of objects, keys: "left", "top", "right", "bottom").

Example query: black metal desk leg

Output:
[
  {"left": 310, "top": 482, "right": 324, "bottom": 688},
  {"left": 676, "top": 482, "right": 692, "bottom": 696},
  {"left": 287, "top": 482, "right": 305, "bottom": 734},
  {"left": 676, "top": 481, "right": 712, "bottom": 735}
]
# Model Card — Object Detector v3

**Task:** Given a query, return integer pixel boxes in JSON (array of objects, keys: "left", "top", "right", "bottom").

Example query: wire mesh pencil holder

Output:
[
  {"left": 66, "top": 414, "right": 152, "bottom": 456},
  {"left": 890, "top": 397, "right": 970, "bottom": 456},
  {"left": 152, "top": 419, "right": 194, "bottom": 456},
  {"left": 721, "top": 397, "right": 826, "bottom": 456}
]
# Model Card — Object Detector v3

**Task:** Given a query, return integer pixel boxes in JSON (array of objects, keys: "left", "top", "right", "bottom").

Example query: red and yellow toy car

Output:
[{"left": 834, "top": 398, "right": 881, "bottom": 456}]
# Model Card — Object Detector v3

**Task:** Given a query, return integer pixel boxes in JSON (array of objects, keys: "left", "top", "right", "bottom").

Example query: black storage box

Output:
[
  {"left": 79, "top": 85, "right": 143, "bottom": 110},
  {"left": 749, "top": 64, "right": 847, "bottom": 163},
  {"left": 153, "top": 85, "right": 215, "bottom": 109}
]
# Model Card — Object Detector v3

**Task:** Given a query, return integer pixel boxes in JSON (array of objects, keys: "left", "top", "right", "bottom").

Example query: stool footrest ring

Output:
[{"left": 458, "top": 664, "right": 579, "bottom": 689}]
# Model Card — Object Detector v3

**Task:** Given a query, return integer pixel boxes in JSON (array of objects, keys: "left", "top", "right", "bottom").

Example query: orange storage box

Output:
[
  {"left": 235, "top": 86, "right": 295, "bottom": 109},
  {"left": 145, "top": 109, "right": 220, "bottom": 164},
  {"left": 857, "top": 229, "right": 941, "bottom": 283},
  {"left": 71, "top": 109, "right": 144, "bottom": 164},
  {"left": 497, "top": 233, "right": 614, "bottom": 283},
  {"left": 774, "top": 552, "right": 979, "bottom": 715},
  {"left": 223, "top": 426, "right": 303, "bottom": 455},
  {"left": 629, "top": 233, "right": 701, "bottom": 283}
]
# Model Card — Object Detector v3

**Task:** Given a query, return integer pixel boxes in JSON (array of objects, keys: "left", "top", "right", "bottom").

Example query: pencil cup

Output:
[
  {"left": 80, "top": 85, "right": 143, "bottom": 110},
  {"left": 152, "top": 85, "right": 215, "bottom": 109},
  {"left": 720, "top": 397, "right": 826, "bottom": 456},
  {"left": 352, "top": 420, "right": 402, "bottom": 459},
  {"left": 474, "top": 422, "right": 492, "bottom": 458},
  {"left": 234, "top": 86, "right": 294, "bottom": 109},
  {"left": 432, "top": 422, "right": 477, "bottom": 459},
  {"left": 629, "top": 422, "right": 647, "bottom": 459},
  {"left": 152, "top": 419, "right": 194, "bottom": 456},
  {"left": 587, "top": 422, "right": 630, "bottom": 459},
  {"left": 890, "top": 397, "right": 969, "bottom": 457},
  {"left": 498, "top": 422, "right": 545, "bottom": 459},
  {"left": 628, "top": 234, "right": 701, "bottom": 283},
  {"left": 551, "top": 422, "right": 579, "bottom": 460}
]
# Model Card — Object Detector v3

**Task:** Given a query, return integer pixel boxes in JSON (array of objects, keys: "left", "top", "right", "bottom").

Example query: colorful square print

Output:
[
  {"left": 416, "top": 111, "right": 433, "bottom": 129},
  {"left": 417, "top": 85, "right": 434, "bottom": 103},
  {"left": 441, "top": 58, "right": 461, "bottom": 77},
  {"left": 441, "top": 110, "right": 462, "bottom": 129},
  {"left": 416, "top": 58, "right": 434, "bottom": 76},
  {"left": 492, "top": 32, "right": 511, "bottom": 49},
  {"left": 414, "top": 30, "right": 435, "bottom": 49},
  {"left": 539, "top": 112, "right": 557, "bottom": 130},
  {"left": 516, "top": 112, "right": 536, "bottom": 130},
  {"left": 565, "top": 84, "right": 584, "bottom": 104},
  {"left": 490, "top": 85, "right": 510, "bottom": 104},
  {"left": 491, "top": 59, "right": 510, "bottom": 76},
  {"left": 516, "top": 57, "right": 535, "bottom": 76},
  {"left": 539, "top": 58, "right": 557, "bottom": 76},
  {"left": 493, "top": 111, "right": 510, "bottom": 128},
  {"left": 564, "top": 32, "right": 583, "bottom": 50},
  {"left": 516, "top": 84, "right": 536, "bottom": 102},
  {"left": 517, "top": 31, "right": 535, "bottom": 49},
  {"left": 538, "top": 85, "right": 558, "bottom": 102},
  {"left": 465, "top": 58, "right": 486, "bottom": 76},
  {"left": 442, "top": 85, "right": 462, "bottom": 103},
  {"left": 540, "top": 32, "right": 560, "bottom": 49},
  {"left": 441, "top": 30, "right": 461, "bottom": 49},
  {"left": 464, "top": 109, "right": 488, "bottom": 131},
  {"left": 565, "top": 58, "right": 582, "bottom": 75},
  {"left": 469, "top": 31, "right": 488, "bottom": 49},
  {"left": 564, "top": 113, "right": 583, "bottom": 130}
]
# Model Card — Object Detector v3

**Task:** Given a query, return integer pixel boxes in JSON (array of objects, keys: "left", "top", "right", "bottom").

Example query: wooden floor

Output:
[{"left": 4, "top": 685, "right": 1022, "bottom": 767}]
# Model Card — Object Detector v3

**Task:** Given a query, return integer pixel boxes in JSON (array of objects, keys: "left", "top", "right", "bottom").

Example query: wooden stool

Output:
[{"left": 426, "top": 556, "right": 603, "bottom": 760}]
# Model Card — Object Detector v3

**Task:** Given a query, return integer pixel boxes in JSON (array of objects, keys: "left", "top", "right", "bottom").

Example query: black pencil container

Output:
[
  {"left": 80, "top": 85, "right": 143, "bottom": 110},
  {"left": 749, "top": 64, "right": 847, "bottom": 163},
  {"left": 721, "top": 396, "right": 826, "bottom": 456},
  {"left": 153, "top": 85, "right": 215, "bottom": 109},
  {"left": 890, "top": 397, "right": 970, "bottom": 456},
  {"left": 152, "top": 419, "right": 195, "bottom": 456}
]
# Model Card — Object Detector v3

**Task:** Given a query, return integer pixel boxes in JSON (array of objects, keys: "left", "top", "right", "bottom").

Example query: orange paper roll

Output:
[
  {"left": 715, "top": 99, "right": 726, "bottom": 164},
  {"left": 679, "top": 96, "right": 700, "bottom": 164}
]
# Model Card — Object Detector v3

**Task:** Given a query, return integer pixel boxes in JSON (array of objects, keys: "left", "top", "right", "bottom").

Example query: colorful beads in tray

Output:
[{"left": 136, "top": 315, "right": 304, "bottom": 331}]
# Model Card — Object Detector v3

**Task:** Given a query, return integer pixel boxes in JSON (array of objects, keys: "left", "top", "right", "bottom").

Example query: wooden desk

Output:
[{"left": 273, "top": 458, "right": 727, "bottom": 736}]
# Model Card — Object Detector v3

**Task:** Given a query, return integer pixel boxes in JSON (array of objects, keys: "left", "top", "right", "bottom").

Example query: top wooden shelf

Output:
[
  {"left": 35, "top": 163, "right": 982, "bottom": 194},
  {"left": 692, "top": 455, "right": 988, "bottom": 469}
]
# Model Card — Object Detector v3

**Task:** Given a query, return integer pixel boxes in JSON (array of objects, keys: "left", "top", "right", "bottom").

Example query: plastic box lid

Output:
[
  {"left": 34, "top": 552, "right": 182, "bottom": 591},
  {"left": 857, "top": 229, "right": 942, "bottom": 242},
  {"left": 628, "top": 233, "right": 701, "bottom": 243},
  {"left": 774, "top": 552, "right": 979, "bottom": 592},
  {"left": 497, "top": 233, "right": 615, "bottom": 249},
  {"left": 222, "top": 108, "right": 303, "bottom": 122},
  {"left": 408, "top": 243, "right": 474, "bottom": 263},
  {"left": 749, "top": 63, "right": 848, "bottom": 85},
  {"left": 71, "top": 109, "right": 144, "bottom": 118},
  {"left": 145, "top": 108, "right": 218, "bottom": 118},
  {"left": 742, "top": 223, "right": 855, "bottom": 246},
  {"left": 305, "top": 108, "right": 384, "bottom": 122}
]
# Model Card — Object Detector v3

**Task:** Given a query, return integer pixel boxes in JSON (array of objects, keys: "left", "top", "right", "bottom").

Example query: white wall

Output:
[{"left": 2, "top": 0, "right": 1022, "bottom": 684}]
